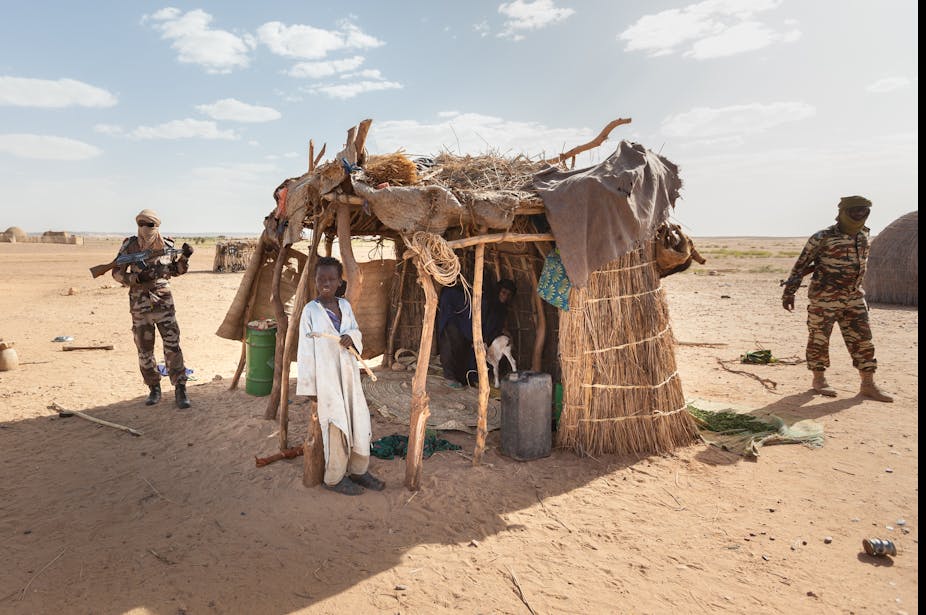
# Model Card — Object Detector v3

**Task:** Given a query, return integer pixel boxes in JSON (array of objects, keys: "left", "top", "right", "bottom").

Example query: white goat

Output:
[{"left": 485, "top": 334, "right": 516, "bottom": 388}]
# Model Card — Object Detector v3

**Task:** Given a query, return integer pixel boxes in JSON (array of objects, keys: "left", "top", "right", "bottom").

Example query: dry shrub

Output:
[{"left": 363, "top": 152, "right": 419, "bottom": 186}]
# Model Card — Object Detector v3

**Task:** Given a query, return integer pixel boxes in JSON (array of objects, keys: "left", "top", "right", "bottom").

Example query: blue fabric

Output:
[
  {"left": 538, "top": 249, "right": 572, "bottom": 311},
  {"left": 324, "top": 307, "right": 341, "bottom": 332}
]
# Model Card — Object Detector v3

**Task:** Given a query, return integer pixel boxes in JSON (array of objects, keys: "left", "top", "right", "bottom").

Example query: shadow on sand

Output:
[{"left": 0, "top": 380, "right": 650, "bottom": 613}]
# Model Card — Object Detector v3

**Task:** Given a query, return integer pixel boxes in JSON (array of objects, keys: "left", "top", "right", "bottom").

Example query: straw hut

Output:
[
  {"left": 213, "top": 240, "right": 258, "bottom": 272},
  {"left": 216, "top": 118, "right": 699, "bottom": 490},
  {"left": 865, "top": 211, "right": 918, "bottom": 306},
  {"left": 1, "top": 226, "right": 28, "bottom": 243}
]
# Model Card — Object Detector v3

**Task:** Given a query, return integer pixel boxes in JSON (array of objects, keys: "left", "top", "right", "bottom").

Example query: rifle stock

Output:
[{"left": 89, "top": 260, "right": 118, "bottom": 278}]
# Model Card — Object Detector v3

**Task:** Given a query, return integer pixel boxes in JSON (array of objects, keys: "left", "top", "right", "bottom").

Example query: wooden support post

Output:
[
  {"left": 308, "top": 139, "right": 315, "bottom": 172},
  {"left": 264, "top": 246, "right": 290, "bottom": 421},
  {"left": 302, "top": 399, "right": 325, "bottom": 487},
  {"left": 527, "top": 258, "right": 546, "bottom": 372},
  {"left": 472, "top": 245, "right": 491, "bottom": 465},
  {"left": 383, "top": 259, "right": 406, "bottom": 368},
  {"left": 404, "top": 268, "right": 438, "bottom": 491},
  {"left": 279, "top": 211, "right": 329, "bottom": 451},
  {"left": 337, "top": 203, "right": 363, "bottom": 306},
  {"left": 324, "top": 233, "right": 334, "bottom": 257}
]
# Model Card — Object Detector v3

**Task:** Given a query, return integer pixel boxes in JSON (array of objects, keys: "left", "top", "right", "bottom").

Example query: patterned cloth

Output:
[{"left": 537, "top": 248, "right": 572, "bottom": 311}]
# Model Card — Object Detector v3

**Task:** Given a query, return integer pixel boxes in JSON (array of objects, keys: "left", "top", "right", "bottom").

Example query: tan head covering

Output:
[
  {"left": 135, "top": 209, "right": 164, "bottom": 250},
  {"left": 838, "top": 195, "right": 872, "bottom": 210},
  {"left": 835, "top": 196, "right": 871, "bottom": 235}
]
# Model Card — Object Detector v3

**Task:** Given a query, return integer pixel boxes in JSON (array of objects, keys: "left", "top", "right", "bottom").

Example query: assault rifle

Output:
[{"left": 89, "top": 247, "right": 182, "bottom": 279}]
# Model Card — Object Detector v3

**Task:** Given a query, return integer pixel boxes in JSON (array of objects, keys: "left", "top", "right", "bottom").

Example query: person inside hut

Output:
[
  {"left": 112, "top": 209, "right": 194, "bottom": 409},
  {"left": 437, "top": 278, "right": 517, "bottom": 388},
  {"left": 781, "top": 195, "right": 893, "bottom": 402},
  {"left": 296, "top": 256, "right": 385, "bottom": 495}
]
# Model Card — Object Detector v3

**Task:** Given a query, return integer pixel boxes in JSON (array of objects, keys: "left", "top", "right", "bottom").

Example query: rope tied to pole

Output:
[{"left": 402, "top": 231, "right": 468, "bottom": 289}]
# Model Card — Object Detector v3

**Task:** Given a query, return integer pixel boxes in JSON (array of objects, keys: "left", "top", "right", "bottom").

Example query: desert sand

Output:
[{"left": 0, "top": 237, "right": 917, "bottom": 614}]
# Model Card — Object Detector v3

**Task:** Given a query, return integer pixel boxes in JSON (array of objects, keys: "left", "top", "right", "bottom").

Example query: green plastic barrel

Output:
[
  {"left": 245, "top": 325, "right": 277, "bottom": 396},
  {"left": 553, "top": 383, "right": 564, "bottom": 428}
]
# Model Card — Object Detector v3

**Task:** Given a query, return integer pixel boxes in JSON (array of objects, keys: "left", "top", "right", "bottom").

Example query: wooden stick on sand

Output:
[
  {"left": 307, "top": 332, "right": 377, "bottom": 381},
  {"left": 62, "top": 345, "right": 114, "bottom": 351},
  {"left": 49, "top": 403, "right": 143, "bottom": 436}
]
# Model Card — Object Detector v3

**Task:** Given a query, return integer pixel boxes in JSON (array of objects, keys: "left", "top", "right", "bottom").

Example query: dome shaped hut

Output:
[
  {"left": 864, "top": 211, "right": 918, "bottom": 306},
  {"left": 1, "top": 226, "right": 28, "bottom": 243}
]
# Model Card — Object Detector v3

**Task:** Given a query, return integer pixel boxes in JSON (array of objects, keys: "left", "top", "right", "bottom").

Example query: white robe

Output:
[{"left": 296, "top": 298, "right": 371, "bottom": 465}]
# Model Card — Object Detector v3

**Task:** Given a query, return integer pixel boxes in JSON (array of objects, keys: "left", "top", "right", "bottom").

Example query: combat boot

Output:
[
  {"left": 175, "top": 383, "right": 192, "bottom": 409},
  {"left": 811, "top": 370, "right": 836, "bottom": 397},
  {"left": 859, "top": 371, "right": 893, "bottom": 403},
  {"left": 145, "top": 384, "right": 162, "bottom": 406}
]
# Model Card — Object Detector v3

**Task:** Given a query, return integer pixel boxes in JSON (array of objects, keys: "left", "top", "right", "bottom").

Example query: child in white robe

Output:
[{"left": 297, "top": 257, "right": 384, "bottom": 495}]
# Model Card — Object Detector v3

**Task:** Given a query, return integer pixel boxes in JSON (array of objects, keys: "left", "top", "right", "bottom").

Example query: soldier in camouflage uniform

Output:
[
  {"left": 112, "top": 209, "right": 195, "bottom": 409},
  {"left": 781, "top": 196, "right": 892, "bottom": 402}
]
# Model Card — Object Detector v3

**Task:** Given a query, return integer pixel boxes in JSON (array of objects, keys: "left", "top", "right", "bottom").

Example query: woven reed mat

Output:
[{"left": 362, "top": 370, "right": 501, "bottom": 433}]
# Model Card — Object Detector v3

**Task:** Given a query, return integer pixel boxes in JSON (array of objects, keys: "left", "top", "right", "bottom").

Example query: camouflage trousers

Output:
[
  {"left": 805, "top": 296, "right": 876, "bottom": 373},
  {"left": 130, "top": 291, "right": 187, "bottom": 386}
]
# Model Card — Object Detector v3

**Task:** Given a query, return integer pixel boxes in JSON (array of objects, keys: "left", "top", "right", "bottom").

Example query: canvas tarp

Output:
[{"left": 532, "top": 140, "right": 681, "bottom": 288}]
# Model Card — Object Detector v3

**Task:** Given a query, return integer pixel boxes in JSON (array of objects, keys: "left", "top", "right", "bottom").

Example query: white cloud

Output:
[
  {"left": 498, "top": 0, "right": 575, "bottom": 40},
  {"left": 144, "top": 8, "right": 255, "bottom": 74},
  {"left": 340, "top": 69, "right": 384, "bottom": 80},
  {"left": 196, "top": 98, "right": 281, "bottom": 122},
  {"left": 129, "top": 119, "right": 239, "bottom": 140},
  {"left": 866, "top": 76, "right": 912, "bottom": 93},
  {"left": 309, "top": 79, "right": 403, "bottom": 100},
  {"left": 372, "top": 113, "right": 598, "bottom": 162},
  {"left": 191, "top": 162, "right": 279, "bottom": 185},
  {"left": 661, "top": 102, "right": 815, "bottom": 138},
  {"left": 0, "top": 76, "right": 117, "bottom": 108},
  {"left": 94, "top": 124, "right": 125, "bottom": 136},
  {"left": 287, "top": 55, "right": 365, "bottom": 78},
  {"left": 473, "top": 21, "right": 490, "bottom": 37},
  {"left": 620, "top": 0, "right": 799, "bottom": 59},
  {"left": 0, "top": 134, "right": 102, "bottom": 160},
  {"left": 257, "top": 20, "right": 382, "bottom": 60}
]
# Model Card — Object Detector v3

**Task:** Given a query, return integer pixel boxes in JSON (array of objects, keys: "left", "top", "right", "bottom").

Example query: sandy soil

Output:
[{"left": 0, "top": 238, "right": 917, "bottom": 615}]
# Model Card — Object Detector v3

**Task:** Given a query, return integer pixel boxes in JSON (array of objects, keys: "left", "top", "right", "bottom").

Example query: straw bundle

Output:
[
  {"left": 362, "top": 152, "right": 419, "bottom": 186},
  {"left": 424, "top": 153, "right": 544, "bottom": 193},
  {"left": 864, "top": 211, "right": 918, "bottom": 306},
  {"left": 556, "top": 242, "right": 699, "bottom": 457}
]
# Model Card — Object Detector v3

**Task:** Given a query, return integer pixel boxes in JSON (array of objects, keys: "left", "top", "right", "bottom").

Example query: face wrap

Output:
[
  {"left": 135, "top": 209, "right": 165, "bottom": 250},
  {"left": 836, "top": 196, "right": 871, "bottom": 235}
]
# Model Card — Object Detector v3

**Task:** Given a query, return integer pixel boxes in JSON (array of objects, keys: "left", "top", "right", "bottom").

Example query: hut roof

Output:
[{"left": 865, "top": 211, "right": 918, "bottom": 306}]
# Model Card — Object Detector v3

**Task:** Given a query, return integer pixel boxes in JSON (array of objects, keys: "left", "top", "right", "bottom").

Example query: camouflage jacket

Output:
[
  {"left": 112, "top": 236, "right": 189, "bottom": 307},
  {"left": 781, "top": 224, "right": 869, "bottom": 302}
]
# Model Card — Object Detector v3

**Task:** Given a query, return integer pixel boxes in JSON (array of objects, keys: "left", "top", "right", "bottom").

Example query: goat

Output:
[{"left": 485, "top": 334, "right": 516, "bottom": 388}]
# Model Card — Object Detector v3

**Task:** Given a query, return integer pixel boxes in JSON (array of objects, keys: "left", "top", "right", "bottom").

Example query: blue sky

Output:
[{"left": 0, "top": 0, "right": 918, "bottom": 236}]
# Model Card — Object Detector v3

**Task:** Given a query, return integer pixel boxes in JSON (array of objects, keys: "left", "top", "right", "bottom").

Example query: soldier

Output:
[
  {"left": 112, "top": 209, "right": 194, "bottom": 409},
  {"left": 781, "top": 196, "right": 892, "bottom": 402}
]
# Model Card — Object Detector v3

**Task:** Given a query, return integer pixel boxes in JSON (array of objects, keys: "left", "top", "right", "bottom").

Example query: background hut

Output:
[
  {"left": 213, "top": 240, "right": 258, "bottom": 273},
  {"left": 41, "top": 230, "right": 83, "bottom": 245},
  {"left": 1, "top": 226, "right": 28, "bottom": 243},
  {"left": 865, "top": 211, "right": 918, "bottom": 306},
  {"left": 216, "top": 118, "right": 699, "bottom": 490}
]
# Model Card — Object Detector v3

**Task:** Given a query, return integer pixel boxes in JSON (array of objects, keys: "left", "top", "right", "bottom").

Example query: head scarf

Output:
[
  {"left": 135, "top": 209, "right": 164, "bottom": 250},
  {"left": 836, "top": 196, "right": 871, "bottom": 235}
]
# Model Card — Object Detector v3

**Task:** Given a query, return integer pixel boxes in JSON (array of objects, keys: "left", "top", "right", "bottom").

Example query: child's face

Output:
[{"left": 316, "top": 266, "right": 341, "bottom": 300}]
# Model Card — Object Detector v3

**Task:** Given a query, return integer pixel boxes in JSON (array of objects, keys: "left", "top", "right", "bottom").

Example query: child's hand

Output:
[{"left": 339, "top": 335, "right": 354, "bottom": 350}]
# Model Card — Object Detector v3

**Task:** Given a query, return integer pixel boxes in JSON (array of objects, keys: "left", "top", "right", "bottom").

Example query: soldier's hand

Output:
[
  {"left": 181, "top": 242, "right": 194, "bottom": 257},
  {"left": 782, "top": 295, "right": 794, "bottom": 312},
  {"left": 339, "top": 335, "right": 354, "bottom": 350}
]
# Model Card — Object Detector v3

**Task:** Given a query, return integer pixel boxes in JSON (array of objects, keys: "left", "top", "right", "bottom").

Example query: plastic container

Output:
[
  {"left": 245, "top": 324, "right": 277, "bottom": 396},
  {"left": 500, "top": 371, "right": 552, "bottom": 461},
  {"left": 553, "top": 382, "right": 564, "bottom": 428}
]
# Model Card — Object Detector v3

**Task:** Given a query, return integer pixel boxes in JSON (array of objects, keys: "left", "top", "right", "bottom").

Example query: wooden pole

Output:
[
  {"left": 230, "top": 244, "right": 265, "bottom": 390},
  {"left": 527, "top": 257, "right": 546, "bottom": 372},
  {"left": 404, "top": 268, "right": 438, "bottom": 491},
  {"left": 544, "top": 117, "right": 632, "bottom": 166},
  {"left": 279, "top": 214, "right": 329, "bottom": 451},
  {"left": 401, "top": 233, "right": 554, "bottom": 258},
  {"left": 302, "top": 399, "right": 325, "bottom": 487},
  {"left": 264, "top": 246, "right": 290, "bottom": 421},
  {"left": 337, "top": 202, "right": 363, "bottom": 306},
  {"left": 308, "top": 139, "right": 315, "bottom": 172},
  {"left": 472, "top": 244, "right": 491, "bottom": 465},
  {"left": 324, "top": 232, "right": 334, "bottom": 257},
  {"left": 383, "top": 259, "right": 407, "bottom": 368}
]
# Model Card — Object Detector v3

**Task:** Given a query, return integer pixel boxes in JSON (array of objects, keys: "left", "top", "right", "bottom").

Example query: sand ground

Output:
[{"left": 0, "top": 238, "right": 917, "bottom": 615}]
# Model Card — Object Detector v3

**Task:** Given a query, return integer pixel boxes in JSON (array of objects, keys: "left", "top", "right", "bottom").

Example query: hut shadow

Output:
[{"left": 0, "top": 380, "right": 636, "bottom": 614}]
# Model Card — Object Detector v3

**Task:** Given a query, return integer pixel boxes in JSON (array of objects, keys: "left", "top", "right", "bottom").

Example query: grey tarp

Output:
[{"left": 532, "top": 141, "right": 681, "bottom": 288}]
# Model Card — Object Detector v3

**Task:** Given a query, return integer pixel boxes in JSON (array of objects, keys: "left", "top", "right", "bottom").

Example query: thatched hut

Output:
[
  {"left": 213, "top": 240, "right": 258, "bottom": 272},
  {"left": 1, "top": 226, "right": 28, "bottom": 243},
  {"left": 217, "top": 118, "right": 699, "bottom": 490},
  {"left": 865, "top": 211, "right": 918, "bottom": 306}
]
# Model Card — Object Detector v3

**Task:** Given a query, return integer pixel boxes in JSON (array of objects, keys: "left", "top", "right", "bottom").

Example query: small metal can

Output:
[{"left": 862, "top": 538, "right": 897, "bottom": 557}]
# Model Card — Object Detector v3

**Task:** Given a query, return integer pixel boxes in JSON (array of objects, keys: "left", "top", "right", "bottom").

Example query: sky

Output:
[{"left": 0, "top": 0, "right": 918, "bottom": 236}]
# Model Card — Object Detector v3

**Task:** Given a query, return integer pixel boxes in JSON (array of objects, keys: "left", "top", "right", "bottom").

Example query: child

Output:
[{"left": 296, "top": 257, "right": 384, "bottom": 494}]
